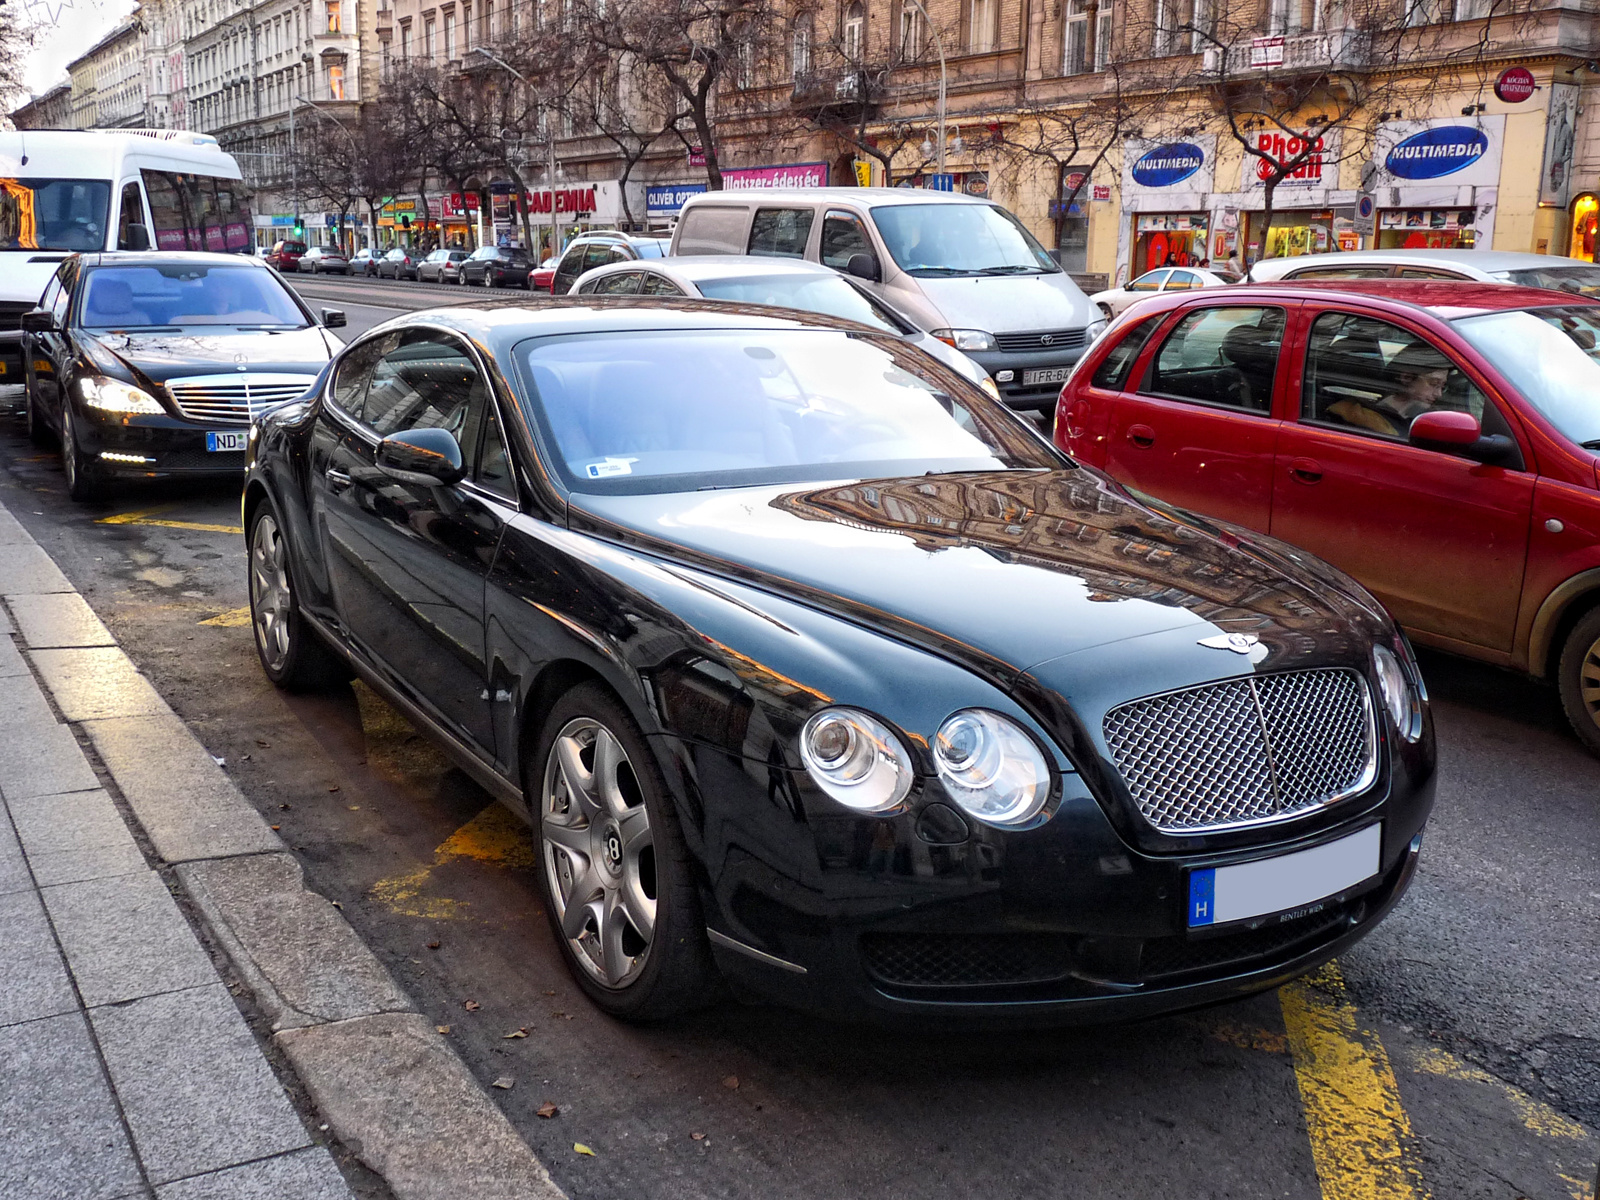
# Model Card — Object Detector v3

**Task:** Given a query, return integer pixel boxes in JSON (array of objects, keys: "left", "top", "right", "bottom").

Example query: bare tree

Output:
[{"left": 0, "top": 16, "right": 37, "bottom": 111}]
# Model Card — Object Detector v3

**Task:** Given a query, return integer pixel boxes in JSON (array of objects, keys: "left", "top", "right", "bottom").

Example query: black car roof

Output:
[{"left": 79, "top": 251, "right": 269, "bottom": 269}]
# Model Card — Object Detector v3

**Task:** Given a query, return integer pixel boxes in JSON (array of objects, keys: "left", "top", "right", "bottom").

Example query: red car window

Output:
[
  {"left": 1143, "top": 306, "right": 1286, "bottom": 413},
  {"left": 1090, "top": 314, "right": 1164, "bottom": 391}
]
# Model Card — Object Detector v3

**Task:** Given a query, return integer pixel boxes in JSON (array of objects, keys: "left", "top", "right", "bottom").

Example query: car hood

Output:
[
  {"left": 569, "top": 468, "right": 1385, "bottom": 691},
  {"left": 911, "top": 273, "right": 1094, "bottom": 334},
  {"left": 85, "top": 326, "right": 339, "bottom": 387},
  {"left": 0, "top": 255, "right": 63, "bottom": 309}
]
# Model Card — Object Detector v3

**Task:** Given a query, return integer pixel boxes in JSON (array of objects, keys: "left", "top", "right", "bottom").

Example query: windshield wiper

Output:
[
  {"left": 907, "top": 267, "right": 977, "bottom": 277},
  {"left": 975, "top": 265, "right": 1046, "bottom": 275},
  {"left": 1581, "top": 439, "right": 1600, "bottom": 450},
  {"left": 95, "top": 325, "right": 182, "bottom": 333}
]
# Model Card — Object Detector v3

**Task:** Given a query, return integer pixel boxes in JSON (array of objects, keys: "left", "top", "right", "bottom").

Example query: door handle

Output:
[
  {"left": 1127, "top": 423, "right": 1156, "bottom": 447},
  {"left": 1288, "top": 457, "right": 1323, "bottom": 484},
  {"left": 325, "top": 467, "right": 353, "bottom": 493}
]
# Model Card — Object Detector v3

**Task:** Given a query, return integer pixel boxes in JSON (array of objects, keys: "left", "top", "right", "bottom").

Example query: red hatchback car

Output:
[{"left": 1056, "top": 279, "right": 1600, "bottom": 753}]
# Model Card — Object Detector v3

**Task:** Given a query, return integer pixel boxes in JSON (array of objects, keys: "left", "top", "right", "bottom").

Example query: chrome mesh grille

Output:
[
  {"left": 994, "top": 327, "right": 1087, "bottom": 353},
  {"left": 166, "top": 373, "right": 317, "bottom": 424},
  {"left": 1102, "top": 668, "right": 1376, "bottom": 834}
]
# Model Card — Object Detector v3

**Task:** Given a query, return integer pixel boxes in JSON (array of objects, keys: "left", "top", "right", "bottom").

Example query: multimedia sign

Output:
[
  {"left": 1371, "top": 116, "right": 1504, "bottom": 188},
  {"left": 1122, "top": 135, "right": 1216, "bottom": 197}
]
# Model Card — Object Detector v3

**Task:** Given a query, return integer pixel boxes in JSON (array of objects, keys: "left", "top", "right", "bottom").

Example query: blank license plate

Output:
[
  {"left": 1022, "top": 367, "right": 1072, "bottom": 386},
  {"left": 206, "top": 431, "right": 248, "bottom": 452},
  {"left": 1188, "top": 824, "right": 1380, "bottom": 928}
]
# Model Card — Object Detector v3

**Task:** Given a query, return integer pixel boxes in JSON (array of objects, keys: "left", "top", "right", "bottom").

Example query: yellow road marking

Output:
[
  {"left": 97, "top": 508, "right": 243, "bottom": 535},
  {"left": 1409, "top": 1043, "right": 1588, "bottom": 1141},
  {"left": 1280, "top": 963, "right": 1430, "bottom": 1200},
  {"left": 199, "top": 606, "right": 252, "bottom": 627},
  {"left": 370, "top": 803, "right": 535, "bottom": 920}
]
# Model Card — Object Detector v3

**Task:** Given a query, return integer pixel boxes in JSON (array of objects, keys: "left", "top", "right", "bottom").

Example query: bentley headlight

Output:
[
  {"left": 78, "top": 376, "right": 165, "bottom": 414},
  {"left": 1373, "top": 646, "right": 1420, "bottom": 740},
  {"left": 934, "top": 709, "right": 1051, "bottom": 826},
  {"left": 799, "top": 708, "right": 914, "bottom": 813}
]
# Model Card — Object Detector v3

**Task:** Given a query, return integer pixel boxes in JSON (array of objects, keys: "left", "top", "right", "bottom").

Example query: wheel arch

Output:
[{"left": 1528, "top": 567, "right": 1600, "bottom": 678}]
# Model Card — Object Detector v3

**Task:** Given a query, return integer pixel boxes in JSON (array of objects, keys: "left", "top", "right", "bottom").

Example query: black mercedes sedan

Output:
[
  {"left": 22, "top": 251, "right": 345, "bottom": 500},
  {"left": 242, "top": 299, "right": 1435, "bottom": 1025}
]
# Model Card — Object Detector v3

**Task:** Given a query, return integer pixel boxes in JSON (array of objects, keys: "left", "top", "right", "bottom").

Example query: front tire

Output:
[
  {"left": 1557, "top": 606, "right": 1600, "bottom": 757},
  {"left": 248, "top": 503, "right": 348, "bottom": 691},
  {"left": 25, "top": 366, "right": 53, "bottom": 447},
  {"left": 532, "top": 682, "right": 718, "bottom": 1020},
  {"left": 61, "top": 407, "right": 104, "bottom": 502}
]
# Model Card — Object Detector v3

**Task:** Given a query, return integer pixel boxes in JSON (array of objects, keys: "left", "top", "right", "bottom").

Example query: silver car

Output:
[
  {"left": 1248, "top": 248, "right": 1600, "bottom": 295},
  {"left": 570, "top": 255, "right": 1002, "bottom": 400},
  {"left": 296, "top": 246, "right": 350, "bottom": 275}
]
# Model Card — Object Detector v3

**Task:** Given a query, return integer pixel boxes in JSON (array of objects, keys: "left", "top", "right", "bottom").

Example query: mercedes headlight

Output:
[
  {"left": 78, "top": 376, "right": 165, "bottom": 414},
  {"left": 799, "top": 708, "right": 914, "bottom": 813},
  {"left": 933, "top": 709, "right": 1051, "bottom": 827},
  {"left": 932, "top": 328, "right": 996, "bottom": 352},
  {"left": 1372, "top": 645, "right": 1421, "bottom": 741}
]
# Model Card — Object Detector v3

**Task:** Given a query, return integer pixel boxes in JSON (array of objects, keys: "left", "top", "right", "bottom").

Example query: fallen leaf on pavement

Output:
[
  {"left": 492, "top": 1077, "right": 514, "bottom": 1090},
  {"left": 722, "top": 1075, "right": 739, "bottom": 1090},
  {"left": 503, "top": 1028, "right": 528, "bottom": 1039},
  {"left": 537, "top": 1102, "right": 559, "bottom": 1119},
  {"left": 552, "top": 1011, "right": 572, "bottom": 1020},
  {"left": 464, "top": 1000, "right": 481, "bottom": 1012},
  {"left": 436, "top": 1025, "right": 451, "bottom": 1034},
  {"left": 347, "top": 805, "right": 360, "bottom": 811},
  {"left": 426, "top": 941, "right": 441, "bottom": 950},
  {"left": 278, "top": 803, "right": 291, "bottom": 810},
  {"left": 544, "top": 990, "right": 556, "bottom": 996},
  {"left": 330, "top": 901, "right": 342, "bottom": 909},
  {"left": 211, "top": 756, "right": 226, "bottom": 767},
  {"left": 256, "top": 740, "right": 271, "bottom": 748},
  {"left": 270, "top": 825, "right": 280, "bottom": 831},
  {"left": 574, "top": 1143, "right": 596, "bottom": 1157},
  {"left": 691, "top": 1132, "right": 706, "bottom": 1141},
  {"left": 328, "top": 785, "right": 340, "bottom": 792}
]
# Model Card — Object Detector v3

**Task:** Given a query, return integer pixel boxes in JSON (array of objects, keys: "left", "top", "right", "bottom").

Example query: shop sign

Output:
[
  {"left": 526, "top": 186, "right": 600, "bottom": 215},
  {"left": 1248, "top": 129, "right": 1340, "bottom": 188},
  {"left": 688, "top": 146, "right": 706, "bottom": 167},
  {"left": 722, "top": 162, "right": 829, "bottom": 189},
  {"left": 647, "top": 183, "right": 707, "bottom": 216},
  {"left": 1249, "top": 36, "right": 1285, "bottom": 67},
  {"left": 1131, "top": 143, "right": 1205, "bottom": 188},
  {"left": 1540, "top": 83, "right": 1578, "bottom": 207},
  {"left": 1495, "top": 67, "right": 1536, "bottom": 103},
  {"left": 1093, "top": 184, "right": 1111, "bottom": 201},
  {"left": 1384, "top": 125, "right": 1489, "bottom": 180}
]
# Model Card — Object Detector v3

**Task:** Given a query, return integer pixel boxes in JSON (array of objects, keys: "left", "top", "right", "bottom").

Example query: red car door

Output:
[
  {"left": 1104, "top": 301, "right": 1291, "bottom": 531},
  {"left": 1269, "top": 306, "right": 1535, "bottom": 653}
]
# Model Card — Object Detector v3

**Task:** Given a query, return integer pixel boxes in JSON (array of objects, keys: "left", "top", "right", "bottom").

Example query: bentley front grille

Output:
[
  {"left": 1101, "top": 668, "right": 1377, "bottom": 834},
  {"left": 165, "top": 373, "right": 318, "bottom": 424}
]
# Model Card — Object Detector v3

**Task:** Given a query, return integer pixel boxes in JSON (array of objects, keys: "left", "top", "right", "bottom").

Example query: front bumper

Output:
[
  {"left": 968, "top": 344, "right": 1087, "bottom": 412},
  {"left": 72, "top": 406, "right": 248, "bottom": 477}
]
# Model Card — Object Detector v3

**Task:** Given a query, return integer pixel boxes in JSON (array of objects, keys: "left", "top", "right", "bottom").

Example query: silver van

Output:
[{"left": 669, "top": 188, "right": 1103, "bottom": 411}]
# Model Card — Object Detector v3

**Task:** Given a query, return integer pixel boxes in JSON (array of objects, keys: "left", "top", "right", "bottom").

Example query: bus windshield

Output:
[{"left": 0, "top": 178, "right": 111, "bottom": 251}]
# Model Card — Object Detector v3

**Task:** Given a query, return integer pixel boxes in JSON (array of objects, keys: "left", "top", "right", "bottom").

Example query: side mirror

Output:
[
  {"left": 321, "top": 308, "right": 347, "bottom": 328},
  {"left": 120, "top": 223, "right": 152, "bottom": 252},
  {"left": 1407, "top": 410, "right": 1480, "bottom": 447},
  {"left": 20, "top": 309, "right": 55, "bottom": 333},
  {"left": 845, "top": 252, "right": 881, "bottom": 283},
  {"left": 376, "top": 428, "right": 464, "bottom": 487}
]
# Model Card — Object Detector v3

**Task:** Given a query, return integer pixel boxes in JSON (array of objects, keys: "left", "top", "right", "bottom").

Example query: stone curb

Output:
[{"left": 0, "top": 499, "right": 566, "bottom": 1200}]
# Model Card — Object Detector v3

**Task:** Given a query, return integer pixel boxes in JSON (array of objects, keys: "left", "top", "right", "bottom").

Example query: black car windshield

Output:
[
  {"left": 871, "top": 203, "right": 1059, "bottom": 277},
  {"left": 1, "top": 178, "right": 111, "bottom": 251},
  {"left": 518, "top": 329, "right": 1060, "bottom": 493},
  {"left": 80, "top": 264, "right": 309, "bottom": 330},
  {"left": 694, "top": 275, "right": 900, "bottom": 333},
  {"left": 1453, "top": 303, "right": 1600, "bottom": 445},
  {"left": 1490, "top": 264, "right": 1600, "bottom": 297}
]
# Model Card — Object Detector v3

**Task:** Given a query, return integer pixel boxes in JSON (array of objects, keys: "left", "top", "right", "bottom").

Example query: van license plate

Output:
[
  {"left": 206, "top": 431, "right": 248, "bottom": 452},
  {"left": 1022, "top": 367, "right": 1071, "bottom": 386},
  {"left": 1188, "top": 824, "right": 1381, "bottom": 928}
]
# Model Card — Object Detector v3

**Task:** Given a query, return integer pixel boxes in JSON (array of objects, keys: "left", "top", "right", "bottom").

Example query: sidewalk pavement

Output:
[{"left": 0, "top": 498, "right": 564, "bottom": 1200}]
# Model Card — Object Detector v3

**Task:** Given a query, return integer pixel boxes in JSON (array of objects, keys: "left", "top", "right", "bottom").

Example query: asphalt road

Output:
[{"left": 1, "top": 274, "right": 1595, "bottom": 1199}]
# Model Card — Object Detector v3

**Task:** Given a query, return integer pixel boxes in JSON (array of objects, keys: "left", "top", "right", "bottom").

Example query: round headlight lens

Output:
[
  {"left": 799, "top": 708, "right": 913, "bottom": 813},
  {"left": 1373, "top": 646, "right": 1417, "bottom": 739},
  {"left": 933, "top": 709, "right": 1051, "bottom": 826}
]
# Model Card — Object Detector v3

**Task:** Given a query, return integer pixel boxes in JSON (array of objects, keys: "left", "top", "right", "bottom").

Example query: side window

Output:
[
  {"left": 748, "top": 207, "right": 815, "bottom": 258},
  {"left": 1145, "top": 306, "right": 1286, "bottom": 413},
  {"left": 554, "top": 245, "right": 587, "bottom": 293},
  {"left": 1301, "top": 312, "right": 1504, "bottom": 442},
  {"left": 1166, "top": 270, "right": 1202, "bottom": 291},
  {"left": 641, "top": 272, "right": 684, "bottom": 296},
  {"left": 820, "top": 210, "right": 872, "bottom": 270},
  {"left": 141, "top": 169, "right": 197, "bottom": 251},
  {"left": 474, "top": 401, "right": 516, "bottom": 501},
  {"left": 116, "top": 182, "right": 146, "bottom": 249},
  {"left": 1395, "top": 267, "right": 1467, "bottom": 280},
  {"left": 675, "top": 205, "right": 749, "bottom": 255},
  {"left": 361, "top": 335, "right": 485, "bottom": 464},
  {"left": 1127, "top": 270, "right": 1169, "bottom": 293},
  {"left": 1090, "top": 314, "right": 1163, "bottom": 390},
  {"left": 331, "top": 334, "right": 396, "bottom": 415},
  {"left": 50, "top": 265, "right": 74, "bottom": 324},
  {"left": 592, "top": 271, "right": 642, "bottom": 295},
  {"left": 38, "top": 274, "right": 62, "bottom": 316},
  {"left": 1287, "top": 266, "right": 1392, "bottom": 280}
]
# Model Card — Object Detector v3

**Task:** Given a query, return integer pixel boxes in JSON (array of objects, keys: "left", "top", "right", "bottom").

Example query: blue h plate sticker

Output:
[{"left": 1189, "top": 868, "right": 1216, "bottom": 927}]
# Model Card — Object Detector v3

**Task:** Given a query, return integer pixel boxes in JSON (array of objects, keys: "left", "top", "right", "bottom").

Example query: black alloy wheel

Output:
[
  {"left": 532, "top": 681, "right": 718, "bottom": 1020},
  {"left": 247, "top": 503, "right": 349, "bottom": 691},
  {"left": 60, "top": 406, "right": 103, "bottom": 502},
  {"left": 1557, "top": 606, "right": 1600, "bottom": 757}
]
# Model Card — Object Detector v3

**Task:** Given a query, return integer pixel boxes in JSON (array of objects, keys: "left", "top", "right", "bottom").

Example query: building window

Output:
[
  {"left": 425, "top": 17, "right": 436, "bottom": 59},
  {"left": 792, "top": 18, "right": 811, "bottom": 77},
  {"left": 1454, "top": 0, "right": 1488, "bottom": 15},
  {"left": 463, "top": 4, "right": 473, "bottom": 46},
  {"left": 444, "top": 10, "right": 456, "bottom": 58},
  {"left": 842, "top": 2, "right": 865, "bottom": 61},
  {"left": 1189, "top": 0, "right": 1211, "bottom": 49},
  {"left": 1064, "top": 0, "right": 1111, "bottom": 73},
  {"left": 328, "top": 64, "right": 344, "bottom": 99},
  {"left": 898, "top": 2, "right": 925, "bottom": 59},
  {"left": 969, "top": 0, "right": 995, "bottom": 52},
  {"left": 327, "top": 0, "right": 341, "bottom": 32},
  {"left": 735, "top": 37, "right": 754, "bottom": 87},
  {"left": 400, "top": 20, "right": 412, "bottom": 59},
  {"left": 484, "top": 0, "right": 495, "bottom": 40}
]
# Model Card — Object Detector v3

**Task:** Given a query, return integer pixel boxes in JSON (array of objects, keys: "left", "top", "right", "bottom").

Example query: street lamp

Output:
[
  {"left": 901, "top": 0, "right": 948, "bottom": 177},
  {"left": 292, "top": 94, "right": 364, "bottom": 251},
  {"left": 469, "top": 46, "right": 560, "bottom": 255}
]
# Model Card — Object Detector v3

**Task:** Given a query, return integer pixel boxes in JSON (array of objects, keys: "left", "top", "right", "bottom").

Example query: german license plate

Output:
[
  {"left": 1022, "top": 366, "right": 1071, "bottom": 386},
  {"left": 206, "top": 430, "right": 248, "bottom": 452},
  {"left": 1188, "top": 824, "right": 1380, "bottom": 928}
]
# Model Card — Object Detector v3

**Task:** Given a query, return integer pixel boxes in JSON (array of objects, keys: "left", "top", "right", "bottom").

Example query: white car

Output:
[
  {"left": 1247, "top": 248, "right": 1600, "bottom": 295},
  {"left": 1090, "top": 266, "right": 1241, "bottom": 317}
]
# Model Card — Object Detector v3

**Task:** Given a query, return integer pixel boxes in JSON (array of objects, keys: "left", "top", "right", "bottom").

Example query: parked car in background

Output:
[
  {"left": 297, "top": 246, "right": 350, "bottom": 275},
  {"left": 1091, "top": 266, "right": 1241, "bottom": 318},
  {"left": 548, "top": 233, "right": 670, "bottom": 297},
  {"left": 418, "top": 248, "right": 469, "bottom": 284},
  {"left": 243, "top": 297, "right": 1432, "bottom": 1024},
  {"left": 670, "top": 188, "right": 1102, "bottom": 412},
  {"left": 1248, "top": 249, "right": 1600, "bottom": 296},
  {"left": 377, "top": 247, "right": 421, "bottom": 281},
  {"left": 1055, "top": 277, "right": 1600, "bottom": 755},
  {"left": 461, "top": 245, "right": 531, "bottom": 287},
  {"left": 350, "top": 247, "right": 380, "bottom": 277},
  {"left": 527, "top": 255, "right": 558, "bottom": 292},
  {"left": 265, "top": 239, "right": 307, "bottom": 273},
  {"left": 21, "top": 251, "right": 342, "bottom": 500},
  {"left": 570, "top": 254, "right": 999, "bottom": 397}
]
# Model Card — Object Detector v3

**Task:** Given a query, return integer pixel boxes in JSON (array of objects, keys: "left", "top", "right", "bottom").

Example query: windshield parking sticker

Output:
[{"left": 585, "top": 457, "right": 637, "bottom": 479}]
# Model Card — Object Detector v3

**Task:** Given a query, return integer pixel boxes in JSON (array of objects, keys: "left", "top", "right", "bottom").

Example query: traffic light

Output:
[{"left": 292, "top": 218, "right": 305, "bottom": 239}]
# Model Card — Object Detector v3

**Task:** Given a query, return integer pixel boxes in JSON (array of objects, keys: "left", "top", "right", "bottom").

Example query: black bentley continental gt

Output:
[{"left": 242, "top": 299, "right": 1435, "bottom": 1025}]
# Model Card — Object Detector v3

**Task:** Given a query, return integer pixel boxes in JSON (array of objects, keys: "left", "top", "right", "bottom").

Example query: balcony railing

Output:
[
  {"left": 1202, "top": 28, "right": 1368, "bottom": 77},
  {"left": 790, "top": 67, "right": 885, "bottom": 115}
]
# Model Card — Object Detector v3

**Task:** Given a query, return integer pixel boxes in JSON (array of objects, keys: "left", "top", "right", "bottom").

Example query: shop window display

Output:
[
  {"left": 1570, "top": 194, "right": 1597, "bottom": 262},
  {"left": 1376, "top": 208, "right": 1477, "bottom": 250},
  {"left": 1134, "top": 212, "right": 1209, "bottom": 274}
]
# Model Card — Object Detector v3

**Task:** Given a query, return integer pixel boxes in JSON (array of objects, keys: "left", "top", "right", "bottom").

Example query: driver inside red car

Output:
[{"left": 1327, "top": 343, "right": 1451, "bottom": 437}]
